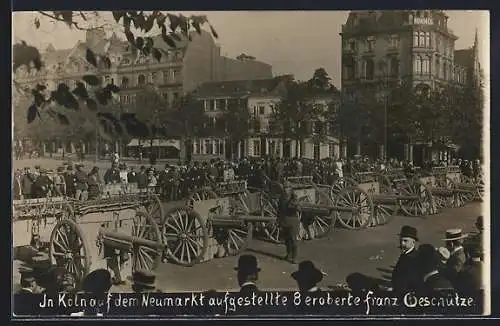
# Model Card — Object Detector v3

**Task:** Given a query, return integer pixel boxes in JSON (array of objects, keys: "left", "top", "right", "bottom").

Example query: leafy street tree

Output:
[
  {"left": 13, "top": 11, "right": 218, "bottom": 140},
  {"left": 221, "top": 98, "right": 252, "bottom": 160}
]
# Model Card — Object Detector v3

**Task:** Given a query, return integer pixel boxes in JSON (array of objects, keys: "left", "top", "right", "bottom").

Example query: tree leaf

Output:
[
  {"left": 82, "top": 74, "right": 101, "bottom": 86},
  {"left": 35, "top": 84, "right": 46, "bottom": 91},
  {"left": 167, "top": 14, "right": 181, "bottom": 31},
  {"left": 85, "top": 48, "right": 98, "bottom": 67},
  {"left": 33, "top": 57, "right": 42, "bottom": 70},
  {"left": 86, "top": 98, "right": 98, "bottom": 111},
  {"left": 112, "top": 11, "right": 125, "bottom": 23},
  {"left": 61, "top": 11, "right": 73, "bottom": 27},
  {"left": 34, "top": 17, "right": 40, "bottom": 29},
  {"left": 144, "top": 37, "right": 154, "bottom": 51},
  {"left": 144, "top": 14, "right": 155, "bottom": 32},
  {"left": 142, "top": 47, "right": 150, "bottom": 56},
  {"left": 125, "top": 29, "right": 135, "bottom": 47},
  {"left": 209, "top": 24, "right": 219, "bottom": 39},
  {"left": 152, "top": 48, "right": 162, "bottom": 62},
  {"left": 27, "top": 104, "right": 38, "bottom": 123},
  {"left": 57, "top": 113, "right": 70, "bottom": 125},
  {"left": 161, "top": 28, "right": 177, "bottom": 47}
]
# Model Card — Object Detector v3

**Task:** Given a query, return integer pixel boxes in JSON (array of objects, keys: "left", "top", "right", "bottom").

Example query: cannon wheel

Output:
[
  {"left": 186, "top": 188, "right": 218, "bottom": 208},
  {"left": 331, "top": 177, "right": 357, "bottom": 197},
  {"left": 163, "top": 206, "right": 209, "bottom": 267},
  {"left": 217, "top": 222, "right": 254, "bottom": 257},
  {"left": 371, "top": 203, "right": 397, "bottom": 227},
  {"left": 260, "top": 193, "right": 282, "bottom": 244},
  {"left": 49, "top": 218, "right": 91, "bottom": 287},
  {"left": 131, "top": 210, "right": 163, "bottom": 273},
  {"left": 477, "top": 177, "right": 485, "bottom": 201},
  {"left": 308, "top": 184, "right": 337, "bottom": 239},
  {"left": 143, "top": 194, "right": 165, "bottom": 226},
  {"left": 375, "top": 173, "right": 393, "bottom": 194},
  {"left": 334, "top": 187, "right": 373, "bottom": 229},
  {"left": 398, "top": 180, "right": 433, "bottom": 217}
]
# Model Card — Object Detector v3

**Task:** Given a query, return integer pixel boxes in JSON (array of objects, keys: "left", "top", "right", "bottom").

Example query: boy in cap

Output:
[
  {"left": 234, "top": 254, "right": 260, "bottom": 294},
  {"left": 391, "top": 225, "right": 420, "bottom": 295}
]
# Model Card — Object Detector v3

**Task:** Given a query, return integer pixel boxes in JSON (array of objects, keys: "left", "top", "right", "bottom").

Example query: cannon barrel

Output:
[
  {"left": 211, "top": 215, "right": 278, "bottom": 224},
  {"left": 102, "top": 230, "right": 165, "bottom": 249},
  {"left": 297, "top": 203, "right": 358, "bottom": 213}
]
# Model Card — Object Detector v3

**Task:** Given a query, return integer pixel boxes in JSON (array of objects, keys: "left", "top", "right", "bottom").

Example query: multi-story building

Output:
[
  {"left": 340, "top": 10, "right": 481, "bottom": 161},
  {"left": 192, "top": 77, "right": 340, "bottom": 160},
  {"left": 13, "top": 28, "right": 273, "bottom": 156}
]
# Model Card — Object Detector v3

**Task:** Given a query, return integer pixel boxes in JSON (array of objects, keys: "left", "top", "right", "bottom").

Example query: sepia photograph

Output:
[{"left": 11, "top": 10, "right": 489, "bottom": 318}]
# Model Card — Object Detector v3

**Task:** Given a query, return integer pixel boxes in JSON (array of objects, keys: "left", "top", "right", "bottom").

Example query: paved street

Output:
[{"left": 120, "top": 202, "right": 482, "bottom": 292}]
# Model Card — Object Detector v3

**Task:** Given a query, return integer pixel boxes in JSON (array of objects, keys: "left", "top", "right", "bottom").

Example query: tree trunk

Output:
[{"left": 295, "top": 139, "right": 299, "bottom": 158}]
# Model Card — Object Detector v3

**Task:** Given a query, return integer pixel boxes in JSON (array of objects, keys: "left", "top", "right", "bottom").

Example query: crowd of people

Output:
[
  {"left": 16, "top": 215, "right": 483, "bottom": 315},
  {"left": 12, "top": 155, "right": 482, "bottom": 202}
]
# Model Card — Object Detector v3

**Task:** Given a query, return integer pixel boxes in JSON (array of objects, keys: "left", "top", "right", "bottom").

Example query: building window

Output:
[
  {"left": 214, "top": 139, "right": 220, "bottom": 155},
  {"left": 365, "top": 36, "right": 375, "bottom": 52},
  {"left": 259, "top": 106, "right": 265, "bottom": 115},
  {"left": 121, "top": 77, "right": 129, "bottom": 88},
  {"left": 162, "top": 93, "right": 169, "bottom": 103},
  {"left": 328, "top": 143, "right": 335, "bottom": 158},
  {"left": 389, "top": 34, "right": 399, "bottom": 49},
  {"left": 194, "top": 140, "right": 201, "bottom": 155},
  {"left": 151, "top": 72, "right": 157, "bottom": 84},
  {"left": 138, "top": 74, "right": 146, "bottom": 86},
  {"left": 435, "top": 58, "right": 441, "bottom": 78},
  {"left": 414, "top": 56, "right": 431, "bottom": 74},
  {"left": 163, "top": 71, "right": 170, "bottom": 83},
  {"left": 253, "top": 140, "right": 261, "bottom": 157},
  {"left": 216, "top": 99, "right": 226, "bottom": 111},
  {"left": 414, "top": 56, "right": 421, "bottom": 74},
  {"left": 426, "top": 32, "right": 432, "bottom": 48},
  {"left": 363, "top": 59, "right": 375, "bottom": 80},
  {"left": 414, "top": 31, "right": 431, "bottom": 48},
  {"left": 173, "top": 68, "right": 181, "bottom": 81},
  {"left": 390, "top": 57, "right": 399, "bottom": 76},
  {"left": 443, "top": 62, "right": 447, "bottom": 79},
  {"left": 413, "top": 32, "right": 419, "bottom": 47}
]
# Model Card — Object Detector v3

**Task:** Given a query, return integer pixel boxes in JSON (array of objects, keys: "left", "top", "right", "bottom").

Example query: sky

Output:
[{"left": 12, "top": 11, "right": 489, "bottom": 87}]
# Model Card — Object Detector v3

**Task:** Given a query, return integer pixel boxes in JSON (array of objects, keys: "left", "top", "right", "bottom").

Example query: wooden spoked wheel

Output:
[
  {"left": 371, "top": 203, "right": 396, "bottom": 227},
  {"left": 305, "top": 185, "right": 337, "bottom": 239},
  {"left": 331, "top": 177, "right": 357, "bottom": 197},
  {"left": 432, "top": 176, "right": 455, "bottom": 209},
  {"left": 143, "top": 194, "right": 165, "bottom": 226},
  {"left": 460, "top": 176, "right": 481, "bottom": 202},
  {"left": 131, "top": 210, "right": 163, "bottom": 273},
  {"left": 214, "top": 222, "right": 254, "bottom": 257},
  {"left": 186, "top": 188, "right": 218, "bottom": 208},
  {"left": 477, "top": 177, "right": 485, "bottom": 201},
  {"left": 375, "top": 174, "right": 393, "bottom": 194},
  {"left": 163, "top": 206, "right": 209, "bottom": 267},
  {"left": 334, "top": 188, "right": 373, "bottom": 229},
  {"left": 398, "top": 180, "right": 433, "bottom": 217},
  {"left": 260, "top": 194, "right": 283, "bottom": 244},
  {"left": 49, "top": 218, "right": 91, "bottom": 287},
  {"left": 45, "top": 199, "right": 74, "bottom": 221}
]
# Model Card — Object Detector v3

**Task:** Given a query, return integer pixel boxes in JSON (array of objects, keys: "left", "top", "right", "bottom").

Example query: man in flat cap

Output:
[
  {"left": 234, "top": 254, "right": 261, "bottom": 294},
  {"left": 391, "top": 225, "right": 420, "bottom": 295}
]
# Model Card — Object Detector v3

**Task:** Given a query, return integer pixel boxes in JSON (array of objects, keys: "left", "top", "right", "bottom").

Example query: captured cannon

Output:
[
  {"left": 335, "top": 171, "right": 433, "bottom": 227},
  {"left": 160, "top": 180, "right": 275, "bottom": 267}
]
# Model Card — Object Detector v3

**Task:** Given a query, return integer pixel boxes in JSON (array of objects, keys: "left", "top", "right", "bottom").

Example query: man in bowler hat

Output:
[
  {"left": 278, "top": 180, "right": 299, "bottom": 264},
  {"left": 391, "top": 225, "right": 420, "bottom": 295},
  {"left": 132, "top": 269, "right": 160, "bottom": 293},
  {"left": 443, "top": 228, "right": 468, "bottom": 286},
  {"left": 234, "top": 254, "right": 260, "bottom": 294},
  {"left": 416, "top": 244, "right": 453, "bottom": 294},
  {"left": 291, "top": 260, "right": 326, "bottom": 292}
]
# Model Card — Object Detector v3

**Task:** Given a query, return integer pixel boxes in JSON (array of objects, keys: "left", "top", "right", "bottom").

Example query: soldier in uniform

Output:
[
  {"left": 278, "top": 180, "right": 299, "bottom": 264},
  {"left": 64, "top": 165, "right": 77, "bottom": 198},
  {"left": 53, "top": 167, "right": 67, "bottom": 196},
  {"left": 33, "top": 169, "right": 53, "bottom": 198},
  {"left": 14, "top": 169, "right": 23, "bottom": 200},
  {"left": 136, "top": 165, "right": 148, "bottom": 190},
  {"left": 127, "top": 166, "right": 138, "bottom": 184},
  {"left": 167, "top": 166, "right": 180, "bottom": 201},
  {"left": 74, "top": 164, "right": 89, "bottom": 200},
  {"left": 21, "top": 167, "right": 34, "bottom": 199}
]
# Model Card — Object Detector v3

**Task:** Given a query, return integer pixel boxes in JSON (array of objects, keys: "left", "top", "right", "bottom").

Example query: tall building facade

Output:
[
  {"left": 13, "top": 29, "right": 273, "bottom": 157},
  {"left": 340, "top": 10, "right": 480, "bottom": 161}
]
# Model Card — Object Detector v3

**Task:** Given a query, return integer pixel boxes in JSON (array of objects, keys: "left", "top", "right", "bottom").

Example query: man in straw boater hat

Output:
[
  {"left": 443, "top": 228, "right": 468, "bottom": 286},
  {"left": 391, "top": 225, "right": 420, "bottom": 295},
  {"left": 234, "top": 254, "right": 261, "bottom": 294},
  {"left": 131, "top": 269, "right": 160, "bottom": 293},
  {"left": 277, "top": 180, "right": 300, "bottom": 264},
  {"left": 291, "top": 260, "right": 327, "bottom": 292}
]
